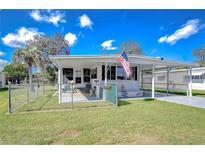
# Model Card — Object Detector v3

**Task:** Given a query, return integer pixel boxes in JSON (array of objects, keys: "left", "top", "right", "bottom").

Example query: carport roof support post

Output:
[
  {"left": 166, "top": 68, "right": 170, "bottom": 96},
  {"left": 58, "top": 68, "right": 62, "bottom": 103},
  {"left": 186, "top": 67, "right": 189, "bottom": 96},
  {"left": 189, "top": 67, "right": 193, "bottom": 97},
  {"left": 152, "top": 64, "right": 155, "bottom": 98}
]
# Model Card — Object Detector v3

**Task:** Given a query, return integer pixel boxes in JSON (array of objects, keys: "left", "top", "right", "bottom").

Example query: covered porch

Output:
[{"left": 50, "top": 54, "right": 197, "bottom": 103}]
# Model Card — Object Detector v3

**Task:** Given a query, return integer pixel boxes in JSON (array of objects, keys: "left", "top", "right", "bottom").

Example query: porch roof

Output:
[{"left": 49, "top": 54, "right": 198, "bottom": 69}]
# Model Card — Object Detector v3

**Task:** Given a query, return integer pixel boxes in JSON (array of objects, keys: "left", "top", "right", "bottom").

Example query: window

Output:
[
  {"left": 75, "top": 77, "right": 81, "bottom": 84},
  {"left": 192, "top": 75, "right": 201, "bottom": 80},
  {"left": 91, "top": 68, "right": 97, "bottom": 79},
  {"left": 134, "top": 67, "right": 138, "bottom": 81},
  {"left": 127, "top": 67, "right": 137, "bottom": 80},
  {"left": 63, "top": 68, "right": 73, "bottom": 81},
  {"left": 195, "top": 75, "right": 200, "bottom": 79},
  {"left": 102, "top": 65, "right": 105, "bottom": 81},
  {"left": 83, "top": 69, "right": 90, "bottom": 83},
  {"left": 107, "top": 66, "right": 116, "bottom": 80},
  {"left": 117, "top": 66, "right": 126, "bottom": 80},
  {"left": 117, "top": 66, "right": 137, "bottom": 80},
  {"left": 111, "top": 66, "right": 116, "bottom": 80},
  {"left": 102, "top": 65, "right": 116, "bottom": 80}
]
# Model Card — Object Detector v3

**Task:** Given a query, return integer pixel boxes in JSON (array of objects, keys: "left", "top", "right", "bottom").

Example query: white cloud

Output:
[
  {"left": 64, "top": 32, "right": 77, "bottom": 47},
  {"left": 101, "top": 40, "right": 117, "bottom": 50},
  {"left": 1, "top": 27, "right": 43, "bottom": 48},
  {"left": 30, "top": 10, "right": 42, "bottom": 21},
  {"left": 158, "top": 19, "right": 203, "bottom": 45},
  {"left": 30, "top": 10, "right": 66, "bottom": 26},
  {"left": 79, "top": 14, "right": 93, "bottom": 29},
  {"left": 0, "top": 59, "right": 9, "bottom": 71},
  {"left": 0, "top": 51, "right": 5, "bottom": 57}
]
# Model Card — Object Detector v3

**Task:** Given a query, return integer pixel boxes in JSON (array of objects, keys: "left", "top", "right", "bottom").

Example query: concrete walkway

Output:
[{"left": 157, "top": 96, "right": 205, "bottom": 109}]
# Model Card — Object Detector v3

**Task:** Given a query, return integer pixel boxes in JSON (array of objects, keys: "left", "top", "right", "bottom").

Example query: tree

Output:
[
  {"left": 3, "top": 63, "right": 28, "bottom": 83},
  {"left": 120, "top": 40, "right": 143, "bottom": 55},
  {"left": 193, "top": 45, "right": 205, "bottom": 66},
  {"left": 13, "top": 47, "right": 36, "bottom": 85},
  {"left": 12, "top": 33, "right": 69, "bottom": 84},
  {"left": 26, "top": 33, "right": 68, "bottom": 82},
  {"left": 51, "top": 33, "right": 69, "bottom": 55}
]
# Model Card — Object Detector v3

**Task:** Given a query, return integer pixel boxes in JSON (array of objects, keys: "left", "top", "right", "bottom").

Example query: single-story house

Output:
[
  {"left": 143, "top": 67, "right": 205, "bottom": 90},
  {"left": 0, "top": 72, "right": 6, "bottom": 88},
  {"left": 50, "top": 54, "right": 197, "bottom": 103}
]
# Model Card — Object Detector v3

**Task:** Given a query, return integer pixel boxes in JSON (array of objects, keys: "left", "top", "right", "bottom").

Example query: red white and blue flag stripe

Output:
[{"left": 117, "top": 51, "right": 131, "bottom": 77}]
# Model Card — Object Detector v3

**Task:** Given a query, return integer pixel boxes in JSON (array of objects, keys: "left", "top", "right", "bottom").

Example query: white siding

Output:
[{"left": 143, "top": 68, "right": 205, "bottom": 90}]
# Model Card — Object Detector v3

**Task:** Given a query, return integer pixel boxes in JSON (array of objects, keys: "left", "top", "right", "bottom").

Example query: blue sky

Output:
[{"left": 1, "top": 10, "right": 205, "bottom": 70}]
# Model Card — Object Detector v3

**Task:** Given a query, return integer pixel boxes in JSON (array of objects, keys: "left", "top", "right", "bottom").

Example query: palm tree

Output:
[
  {"left": 12, "top": 34, "right": 69, "bottom": 85},
  {"left": 13, "top": 46, "right": 43, "bottom": 86}
]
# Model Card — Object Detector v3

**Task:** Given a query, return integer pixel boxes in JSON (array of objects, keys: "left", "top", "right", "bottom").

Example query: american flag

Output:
[{"left": 117, "top": 51, "right": 131, "bottom": 77}]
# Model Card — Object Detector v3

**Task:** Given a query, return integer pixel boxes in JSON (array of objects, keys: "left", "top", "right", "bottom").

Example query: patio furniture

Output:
[{"left": 85, "top": 83, "right": 92, "bottom": 93}]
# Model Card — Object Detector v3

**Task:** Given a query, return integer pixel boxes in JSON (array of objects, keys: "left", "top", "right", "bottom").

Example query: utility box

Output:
[{"left": 103, "top": 83, "right": 118, "bottom": 106}]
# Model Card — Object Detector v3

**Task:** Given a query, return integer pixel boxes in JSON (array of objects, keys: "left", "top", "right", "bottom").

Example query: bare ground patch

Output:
[
  {"left": 49, "top": 129, "right": 81, "bottom": 145},
  {"left": 125, "top": 133, "right": 161, "bottom": 144},
  {"left": 60, "top": 129, "right": 81, "bottom": 138}
]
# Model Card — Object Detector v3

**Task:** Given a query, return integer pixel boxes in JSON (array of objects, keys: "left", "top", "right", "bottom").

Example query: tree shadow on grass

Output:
[
  {"left": 118, "top": 101, "right": 131, "bottom": 106},
  {"left": 143, "top": 98, "right": 156, "bottom": 101},
  {"left": 0, "top": 88, "right": 8, "bottom": 92}
]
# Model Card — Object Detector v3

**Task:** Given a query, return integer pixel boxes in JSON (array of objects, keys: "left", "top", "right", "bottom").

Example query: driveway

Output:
[{"left": 157, "top": 96, "right": 205, "bottom": 109}]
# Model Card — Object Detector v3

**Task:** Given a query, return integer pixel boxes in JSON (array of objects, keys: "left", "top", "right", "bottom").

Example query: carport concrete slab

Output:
[{"left": 157, "top": 96, "right": 205, "bottom": 109}]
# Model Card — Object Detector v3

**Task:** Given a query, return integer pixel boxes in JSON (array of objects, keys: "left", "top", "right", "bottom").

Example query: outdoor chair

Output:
[{"left": 85, "top": 83, "right": 92, "bottom": 93}]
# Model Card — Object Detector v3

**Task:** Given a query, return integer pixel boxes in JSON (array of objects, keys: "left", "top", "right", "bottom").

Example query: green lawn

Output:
[{"left": 1, "top": 88, "right": 205, "bottom": 144}]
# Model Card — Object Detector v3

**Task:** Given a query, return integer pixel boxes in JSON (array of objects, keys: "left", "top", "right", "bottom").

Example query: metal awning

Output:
[{"left": 49, "top": 54, "right": 198, "bottom": 69}]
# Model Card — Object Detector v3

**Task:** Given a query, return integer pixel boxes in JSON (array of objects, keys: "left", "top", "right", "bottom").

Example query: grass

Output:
[
  {"left": 16, "top": 87, "right": 112, "bottom": 112},
  {"left": 1, "top": 88, "right": 205, "bottom": 144}
]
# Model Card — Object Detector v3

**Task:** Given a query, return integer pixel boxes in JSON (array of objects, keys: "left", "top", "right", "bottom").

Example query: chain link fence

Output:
[{"left": 8, "top": 78, "right": 44, "bottom": 113}]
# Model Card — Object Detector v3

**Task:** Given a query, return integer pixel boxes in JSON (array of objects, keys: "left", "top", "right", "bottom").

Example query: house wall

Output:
[
  {"left": 63, "top": 65, "right": 94, "bottom": 88},
  {"left": 143, "top": 68, "right": 205, "bottom": 90},
  {"left": 62, "top": 63, "right": 140, "bottom": 96}
]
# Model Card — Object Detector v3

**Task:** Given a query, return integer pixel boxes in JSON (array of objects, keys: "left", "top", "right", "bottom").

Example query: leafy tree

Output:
[
  {"left": 13, "top": 47, "right": 38, "bottom": 85},
  {"left": 50, "top": 33, "right": 69, "bottom": 55},
  {"left": 193, "top": 45, "right": 205, "bottom": 66},
  {"left": 44, "top": 65, "right": 57, "bottom": 82},
  {"left": 12, "top": 33, "right": 69, "bottom": 84},
  {"left": 3, "top": 63, "right": 28, "bottom": 81},
  {"left": 27, "top": 33, "right": 68, "bottom": 82},
  {"left": 120, "top": 40, "right": 143, "bottom": 55}
]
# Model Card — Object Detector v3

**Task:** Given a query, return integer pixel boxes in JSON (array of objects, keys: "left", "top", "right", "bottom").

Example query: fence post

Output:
[
  {"left": 37, "top": 81, "right": 39, "bottom": 97},
  {"left": 27, "top": 82, "right": 30, "bottom": 103},
  {"left": 70, "top": 80, "right": 74, "bottom": 109},
  {"left": 42, "top": 80, "right": 44, "bottom": 95},
  {"left": 8, "top": 81, "right": 12, "bottom": 113},
  {"left": 71, "top": 82, "right": 73, "bottom": 109}
]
